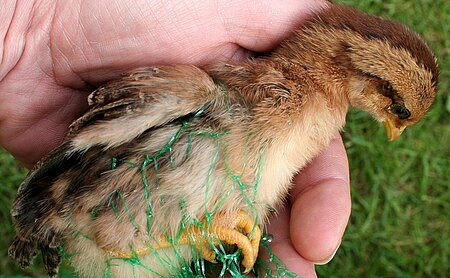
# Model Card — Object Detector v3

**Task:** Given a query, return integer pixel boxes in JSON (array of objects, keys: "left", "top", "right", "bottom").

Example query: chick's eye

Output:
[
  {"left": 378, "top": 82, "right": 392, "bottom": 92},
  {"left": 389, "top": 103, "right": 411, "bottom": 119}
]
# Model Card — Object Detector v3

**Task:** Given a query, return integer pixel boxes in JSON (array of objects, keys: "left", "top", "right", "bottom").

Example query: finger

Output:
[
  {"left": 289, "top": 136, "right": 351, "bottom": 263},
  {"left": 265, "top": 205, "right": 317, "bottom": 278}
]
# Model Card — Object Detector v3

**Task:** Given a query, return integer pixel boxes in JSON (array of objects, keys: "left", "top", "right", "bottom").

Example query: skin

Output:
[{"left": 0, "top": 1, "right": 351, "bottom": 277}]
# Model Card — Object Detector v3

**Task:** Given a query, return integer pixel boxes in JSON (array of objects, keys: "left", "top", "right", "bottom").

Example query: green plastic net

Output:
[{"left": 50, "top": 107, "right": 298, "bottom": 277}]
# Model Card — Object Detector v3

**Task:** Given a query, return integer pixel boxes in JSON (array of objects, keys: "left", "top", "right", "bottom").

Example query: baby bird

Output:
[{"left": 9, "top": 3, "right": 438, "bottom": 277}]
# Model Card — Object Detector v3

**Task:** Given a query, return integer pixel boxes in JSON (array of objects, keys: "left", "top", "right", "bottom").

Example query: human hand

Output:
[
  {"left": 266, "top": 137, "right": 350, "bottom": 277},
  {"left": 0, "top": 0, "right": 327, "bottom": 167},
  {"left": 0, "top": 0, "right": 350, "bottom": 276}
]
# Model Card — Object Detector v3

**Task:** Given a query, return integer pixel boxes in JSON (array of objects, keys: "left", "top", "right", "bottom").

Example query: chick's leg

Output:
[
  {"left": 105, "top": 210, "right": 261, "bottom": 273},
  {"left": 197, "top": 210, "right": 262, "bottom": 273},
  {"left": 208, "top": 210, "right": 262, "bottom": 267}
]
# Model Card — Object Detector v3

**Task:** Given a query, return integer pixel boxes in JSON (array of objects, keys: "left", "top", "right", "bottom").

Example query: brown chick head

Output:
[{"left": 313, "top": 5, "right": 439, "bottom": 140}]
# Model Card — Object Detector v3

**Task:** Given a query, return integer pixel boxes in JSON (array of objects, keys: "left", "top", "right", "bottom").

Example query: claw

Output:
[
  {"left": 234, "top": 210, "right": 262, "bottom": 262},
  {"left": 104, "top": 210, "right": 262, "bottom": 272},
  {"left": 244, "top": 267, "right": 253, "bottom": 274},
  {"left": 210, "top": 210, "right": 261, "bottom": 271},
  {"left": 200, "top": 245, "right": 217, "bottom": 263}
]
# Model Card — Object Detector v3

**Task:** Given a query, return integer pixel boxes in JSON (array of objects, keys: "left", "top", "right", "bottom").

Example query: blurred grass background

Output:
[
  {"left": 0, "top": 0, "right": 448, "bottom": 277},
  {"left": 318, "top": 0, "right": 450, "bottom": 277}
]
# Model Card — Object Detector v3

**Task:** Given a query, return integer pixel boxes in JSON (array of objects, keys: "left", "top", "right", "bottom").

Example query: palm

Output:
[{"left": 1, "top": 0, "right": 310, "bottom": 166}]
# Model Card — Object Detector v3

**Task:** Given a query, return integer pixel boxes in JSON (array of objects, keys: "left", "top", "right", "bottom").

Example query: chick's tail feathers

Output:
[
  {"left": 8, "top": 237, "right": 37, "bottom": 269},
  {"left": 9, "top": 236, "right": 61, "bottom": 277},
  {"left": 40, "top": 243, "right": 61, "bottom": 277}
]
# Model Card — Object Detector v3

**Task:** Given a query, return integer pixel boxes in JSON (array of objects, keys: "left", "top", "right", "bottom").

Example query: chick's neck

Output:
[{"left": 272, "top": 26, "right": 359, "bottom": 113}]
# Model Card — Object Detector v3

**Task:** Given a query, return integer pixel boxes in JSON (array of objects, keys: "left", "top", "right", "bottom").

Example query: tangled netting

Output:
[{"left": 57, "top": 108, "right": 298, "bottom": 278}]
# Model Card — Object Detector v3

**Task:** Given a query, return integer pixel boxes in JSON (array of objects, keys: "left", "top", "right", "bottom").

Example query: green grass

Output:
[
  {"left": 0, "top": 153, "right": 32, "bottom": 276},
  {"left": 317, "top": 0, "right": 450, "bottom": 277},
  {"left": 1, "top": 0, "right": 449, "bottom": 277}
]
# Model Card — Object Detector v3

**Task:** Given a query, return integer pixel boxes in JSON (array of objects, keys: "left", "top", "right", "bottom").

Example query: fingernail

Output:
[{"left": 314, "top": 241, "right": 341, "bottom": 265}]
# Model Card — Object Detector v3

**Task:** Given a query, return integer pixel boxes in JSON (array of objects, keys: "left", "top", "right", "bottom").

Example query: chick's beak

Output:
[{"left": 384, "top": 119, "right": 406, "bottom": 141}]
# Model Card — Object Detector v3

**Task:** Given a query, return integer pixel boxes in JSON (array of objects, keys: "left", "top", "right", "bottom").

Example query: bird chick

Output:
[{"left": 9, "top": 3, "right": 438, "bottom": 278}]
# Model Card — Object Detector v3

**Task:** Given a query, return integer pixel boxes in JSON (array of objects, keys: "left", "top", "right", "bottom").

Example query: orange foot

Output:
[{"left": 106, "top": 210, "right": 262, "bottom": 273}]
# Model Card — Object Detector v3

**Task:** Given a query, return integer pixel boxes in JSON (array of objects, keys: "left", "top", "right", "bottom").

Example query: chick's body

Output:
[
  {"left": 9, "top": 4, "right": 438, "bottom": 278},
  {"left": 12, "top": 61, "right": 342, "bottom": 277}
]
